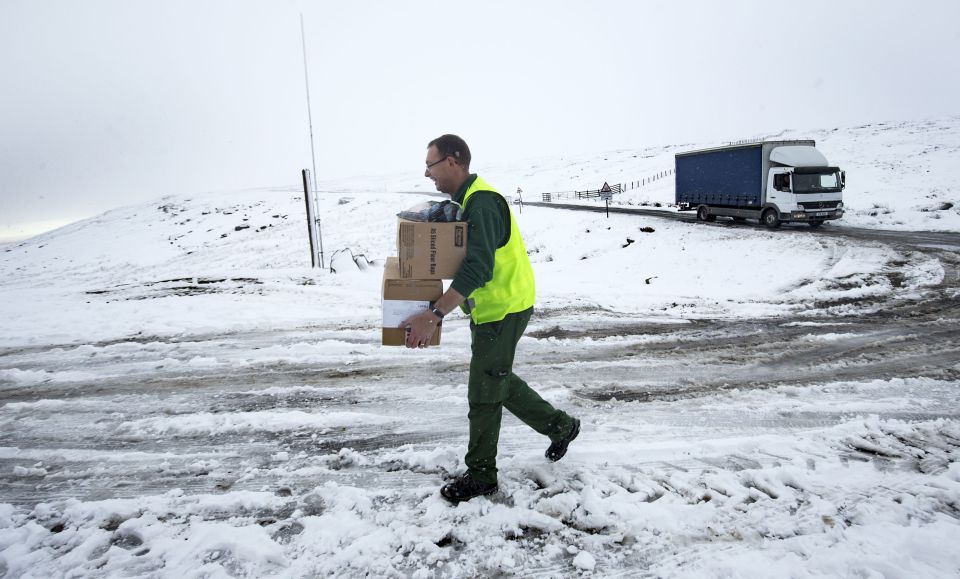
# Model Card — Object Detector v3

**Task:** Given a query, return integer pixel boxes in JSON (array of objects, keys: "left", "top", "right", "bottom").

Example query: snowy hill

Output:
[
  {"left": 2, "top": 116, "right": 956, "bottom": 349},
  {"left": 0, "top": 180, "right": 911, "bottom": 350},
  {"left": 0, "top": 116, "right": 958, "bottom": 578}
]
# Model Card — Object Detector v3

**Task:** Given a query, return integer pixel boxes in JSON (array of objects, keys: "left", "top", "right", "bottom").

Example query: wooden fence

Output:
[{"left": 539, "top": 168, "right": 674, "bottom": 202}]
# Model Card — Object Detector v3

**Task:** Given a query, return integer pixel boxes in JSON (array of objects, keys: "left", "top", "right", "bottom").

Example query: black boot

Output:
[
  {"left": 440, "top": 473, "right": 498, "bottom": 502},
  {"left": 545, "top": 418, "right": 580, "bottom": 462}
]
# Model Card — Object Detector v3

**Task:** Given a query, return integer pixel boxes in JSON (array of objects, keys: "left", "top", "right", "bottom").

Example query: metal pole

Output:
[
  {"left": 302, "top": 169, "right": 317, "bottom": 268},
  {"left": 316, "top": 215, "right": 325, "bottom": 269},
  {"left": 300, "top": 14, "right": 319, "bottom": 195}
]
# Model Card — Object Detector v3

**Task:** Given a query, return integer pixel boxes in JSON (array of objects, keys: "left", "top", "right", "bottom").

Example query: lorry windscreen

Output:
[{"left": 792, "top": 171, "right": 842, "bottom": 193}]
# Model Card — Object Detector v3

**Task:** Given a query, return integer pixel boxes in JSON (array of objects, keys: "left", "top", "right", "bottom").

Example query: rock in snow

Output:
[{"left": 573, "top": 551, "right": 597, "bottom": 571}]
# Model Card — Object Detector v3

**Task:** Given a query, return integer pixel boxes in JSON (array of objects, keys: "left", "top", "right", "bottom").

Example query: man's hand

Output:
[
  {"left": 400, "top": 310, "right": 440, "bottom": 349},
  {"left": 397, "top": 287, "right": 464, "bottom": 349}
]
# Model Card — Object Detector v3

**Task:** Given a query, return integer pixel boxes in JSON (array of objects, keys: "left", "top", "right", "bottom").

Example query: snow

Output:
[
  {"left": 573, "top": 550, "right": 597, "bottom": 571},
  {"left": 0, "top": 116, "right": 958, "bottom": 577},
  {"left": 118, "top": 409, "right": 396, "bottom": 437}
]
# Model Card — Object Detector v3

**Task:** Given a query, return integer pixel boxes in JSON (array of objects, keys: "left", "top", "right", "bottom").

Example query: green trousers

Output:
[{"left": 465, "top": 307, "right": 575, "bottom": 484}]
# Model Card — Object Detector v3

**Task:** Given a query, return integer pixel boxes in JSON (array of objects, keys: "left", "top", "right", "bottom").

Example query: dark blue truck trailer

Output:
[{"left": 675, "top": 140, "right": 845, "bottom": 228}]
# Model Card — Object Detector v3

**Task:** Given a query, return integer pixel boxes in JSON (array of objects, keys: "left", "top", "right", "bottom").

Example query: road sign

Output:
[{"left": 600, "top": 182, "right": 613, "bottom": 201}]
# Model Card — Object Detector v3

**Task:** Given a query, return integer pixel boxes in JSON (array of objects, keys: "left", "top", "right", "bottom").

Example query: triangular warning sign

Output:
[{"left": 600, "top": 182, "right": 612, "bottom": 193}]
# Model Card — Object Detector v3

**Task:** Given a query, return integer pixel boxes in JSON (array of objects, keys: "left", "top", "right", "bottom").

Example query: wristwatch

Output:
[{"left": 430, "top": 306, "right": 445, "bottom": 320}]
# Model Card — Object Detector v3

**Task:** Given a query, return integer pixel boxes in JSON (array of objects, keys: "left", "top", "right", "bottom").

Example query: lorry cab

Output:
[
  {"left": 675, "top": 140, "right": 845, "bottom": 229},
  {"left": 764, "top": 145, "right": 845, "bottom": 227}
]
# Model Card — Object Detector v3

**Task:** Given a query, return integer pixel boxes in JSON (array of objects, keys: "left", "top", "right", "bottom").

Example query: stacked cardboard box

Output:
[
  {"left": 381, "top": 220, "right": 468, "bottom": 346},
  {"left": 396, "top": 219, "right": 468, "bottom": 279}
]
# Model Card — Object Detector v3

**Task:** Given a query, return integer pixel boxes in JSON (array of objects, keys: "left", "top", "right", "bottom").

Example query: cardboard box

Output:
[
  {"left": 397, "top": 219, "right": 467, "bottom": 279},
  {"left": 382, "top": 257, "right": 443, "bottom": 346}
]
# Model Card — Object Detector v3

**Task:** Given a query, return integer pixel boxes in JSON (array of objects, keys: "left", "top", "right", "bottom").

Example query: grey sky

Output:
[{"left": 2, "top": 0, "right": 959, "bottom": 239}]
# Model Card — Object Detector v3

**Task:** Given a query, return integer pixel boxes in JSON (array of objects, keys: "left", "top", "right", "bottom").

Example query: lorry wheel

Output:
[
  {"left": 761, "top": 209, "right": 781, "bottom": 229},
  {"left": 697, "top": 206, "right": 716, "bottom": 222},
  {"left": 808, "top": 220, "right": 824, "bottom": 227}
]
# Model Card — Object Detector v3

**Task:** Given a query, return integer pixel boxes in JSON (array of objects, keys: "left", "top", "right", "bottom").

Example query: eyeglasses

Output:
[{"left": 425, "top": 156, "right": 449, "bottom": 170}]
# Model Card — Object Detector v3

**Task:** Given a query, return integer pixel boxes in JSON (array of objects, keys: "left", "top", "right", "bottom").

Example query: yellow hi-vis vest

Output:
[{"left": 460, "top": 176, "right": 536, "bottom": 324}]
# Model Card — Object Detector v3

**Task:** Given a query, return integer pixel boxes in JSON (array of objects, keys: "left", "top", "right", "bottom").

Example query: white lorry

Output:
[{"left": 675, "top": 140, "right": 845, "bottom": 228}]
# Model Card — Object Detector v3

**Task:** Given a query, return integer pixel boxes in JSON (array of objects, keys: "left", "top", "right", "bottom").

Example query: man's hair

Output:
[{"left": 428, "top": 134, "right": 471, "bottom": 169}]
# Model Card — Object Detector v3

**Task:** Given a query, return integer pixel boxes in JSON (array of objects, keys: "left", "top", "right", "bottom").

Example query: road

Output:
[
  {"left": 524, "top": 201, "right": 960, "bottom": 250},
  {"left": 523, "top": 201, "right": 960, "bottom": 395}
]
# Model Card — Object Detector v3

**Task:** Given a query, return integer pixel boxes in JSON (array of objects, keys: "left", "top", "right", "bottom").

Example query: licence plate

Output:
[{"left": 815, "top": 212, "right": 828, "bottom": 217}]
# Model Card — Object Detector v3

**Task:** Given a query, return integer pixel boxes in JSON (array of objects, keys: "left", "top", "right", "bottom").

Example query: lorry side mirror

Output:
[{"left": 841, "top": 171, "right": 846, "bottom": 190}]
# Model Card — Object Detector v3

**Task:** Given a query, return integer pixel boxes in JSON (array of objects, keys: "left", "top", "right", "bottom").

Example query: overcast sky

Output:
[{"left": 2, "top": 0, "right": 960, "bottom": 240}]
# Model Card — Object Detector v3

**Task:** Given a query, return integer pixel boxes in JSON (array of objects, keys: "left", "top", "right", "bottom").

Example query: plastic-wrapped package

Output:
[{"left": 397, "top": 200, "right": 462, "bottom": 222}]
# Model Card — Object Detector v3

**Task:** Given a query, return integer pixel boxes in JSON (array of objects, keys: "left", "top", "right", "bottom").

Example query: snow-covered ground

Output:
[{"left": 1, "top": 117, "right": 959, "bottom": 577}]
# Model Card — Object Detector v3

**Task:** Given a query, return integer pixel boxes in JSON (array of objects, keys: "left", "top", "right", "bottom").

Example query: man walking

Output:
[{"left": 401, "top": 134, "right": 580, "bottom": 502}]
